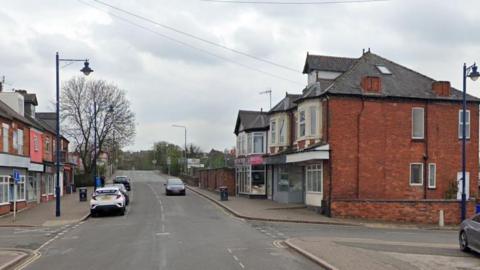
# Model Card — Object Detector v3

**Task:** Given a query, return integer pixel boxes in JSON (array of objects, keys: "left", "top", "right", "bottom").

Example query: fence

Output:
[{"left": 198, "top": 168, "right": 235, "bottom": 196}]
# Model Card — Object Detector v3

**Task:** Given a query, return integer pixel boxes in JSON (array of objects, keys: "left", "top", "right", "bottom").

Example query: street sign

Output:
[
  {"left": 13, "top": 170, "right": 20, "bottom": 184},
  {"left": 167, "top": 157, "right": 171, "bottom": 165},
  {"left": 152, "top": 159, "right": 157, "bottom": 165}
]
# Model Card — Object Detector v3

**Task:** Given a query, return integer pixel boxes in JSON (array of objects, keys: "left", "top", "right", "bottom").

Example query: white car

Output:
[{"left": 90, "top": 187, "right": 126, "bottom": 216}]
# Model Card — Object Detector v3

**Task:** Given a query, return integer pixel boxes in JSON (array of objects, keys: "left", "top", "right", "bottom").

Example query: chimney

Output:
[
  {"left": 15, "top": 89, "right": 27, "bottom": 95},
  {"left": 432, "top": 81, "right": 451, "bottom": 97},
  {"left": 361, "top": 76, "right": 381, "bottom": 93}
]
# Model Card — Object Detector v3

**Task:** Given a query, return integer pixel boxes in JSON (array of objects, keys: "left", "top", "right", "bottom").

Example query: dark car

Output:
[
  {"left": 460, "top": 213, "right": 480, "bottom": 253},
  {"left": 113, "top": 176, "right": 131, "bottom": 191},
  {"left": 165, "top": 178, "right": 185, "bottom": 196}
]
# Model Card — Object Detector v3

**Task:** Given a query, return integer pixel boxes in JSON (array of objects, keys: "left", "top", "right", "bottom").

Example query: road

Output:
[{"left": 22, "top": 171, "right": 319, "bottom": 270}]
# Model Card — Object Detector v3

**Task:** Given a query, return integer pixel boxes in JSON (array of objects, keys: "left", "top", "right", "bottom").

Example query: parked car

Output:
[
  {"left": 459, "top": 213, "right": 480, "bottom": 253},
  {"left": 106, "top": 183, "right": 130, "bottom": 205},
  {"left": 90, "top": 187, "right": 126, "bottom": 216},
  {"left": 165, "top": 178, "right": 186, "bottom": 196},
  {"left": 114, "top": 176, "right": 131, "bottom": 191}
]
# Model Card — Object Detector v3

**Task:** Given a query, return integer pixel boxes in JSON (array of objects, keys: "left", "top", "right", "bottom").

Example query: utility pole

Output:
[{"left": 259, "top": 89, "right": 272, "bottom": 109}]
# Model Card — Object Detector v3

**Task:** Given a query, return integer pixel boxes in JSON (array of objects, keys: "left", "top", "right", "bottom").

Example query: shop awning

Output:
[{"left": 286, "top": 144, "right": 330, "bottom": 163}]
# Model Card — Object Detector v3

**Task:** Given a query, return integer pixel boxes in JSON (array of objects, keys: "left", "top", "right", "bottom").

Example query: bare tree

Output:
[{"left": 61, "top": 77, "right": 135, "bottom": 178}]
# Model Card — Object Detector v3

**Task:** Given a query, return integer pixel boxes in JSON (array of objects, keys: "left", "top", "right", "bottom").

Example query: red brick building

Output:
[{"left": 238, "top": 50, "right": 479, "bottom": 224}]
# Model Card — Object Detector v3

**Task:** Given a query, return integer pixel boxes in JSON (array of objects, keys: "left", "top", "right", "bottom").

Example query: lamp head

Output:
[
  {"left": 80, "top": 60, "right": 93, "bottom": 76},
  {"left": 108, "top": 105, "right": 114, "bottom": 113},
  {"left": 468, "top": 64, "right": 480, "bottom": 81}
]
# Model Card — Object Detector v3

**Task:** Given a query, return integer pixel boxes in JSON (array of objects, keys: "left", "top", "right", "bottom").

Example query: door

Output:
[{"left": 457, "top": 172, "right": 470, "bottom": 200}]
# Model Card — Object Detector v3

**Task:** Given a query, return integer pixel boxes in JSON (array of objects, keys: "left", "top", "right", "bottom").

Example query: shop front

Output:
[
  {"left": 235, "top": 155, "right": 266, "bottom": 198},
  {"left": 27, "top": 162, "right": 44, "bottom": 204}
]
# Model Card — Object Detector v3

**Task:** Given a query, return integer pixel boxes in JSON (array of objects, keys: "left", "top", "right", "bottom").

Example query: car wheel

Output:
[
  {"left": 90, "top": 210, "right": 97, "bottom": 217},
  {"left": 460, "top": 231, "right": 470, "bottom": 252},
  {"left": 166, "top": 190, "right": 170, "bottom": 196},
  {"left": 182, "top": 190, "right": 186, "bottom": 196},
  {"left": 119, "top": 208, "right": 126, "bottom": 216}
]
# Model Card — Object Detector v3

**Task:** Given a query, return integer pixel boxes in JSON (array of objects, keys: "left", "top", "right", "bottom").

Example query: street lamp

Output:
[
  {"left": 55, "top": 52, "right": 93, "bottom": 217},
  {"left": 108, "top": 105, "right": 115, "bottom": 174},
  {"left": 461, "top": 62, "right": 479, "bottom": 221},
  {"left": 172, "top": 124, "right": 187, "bottom": 174}
]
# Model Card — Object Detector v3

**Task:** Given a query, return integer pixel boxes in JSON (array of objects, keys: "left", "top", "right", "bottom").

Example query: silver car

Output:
[{"left": 459, "top": 213, "right": 480, "bottom": 253}]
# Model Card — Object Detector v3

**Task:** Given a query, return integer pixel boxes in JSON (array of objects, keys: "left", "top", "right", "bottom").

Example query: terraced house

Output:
[{"left": 235, "top": 50, "right": 479, "bottom": 224}]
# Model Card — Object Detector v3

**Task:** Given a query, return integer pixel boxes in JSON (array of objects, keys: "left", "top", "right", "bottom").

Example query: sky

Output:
[{"left": 1, "top": 0, "right": 479, "bottom": 152}]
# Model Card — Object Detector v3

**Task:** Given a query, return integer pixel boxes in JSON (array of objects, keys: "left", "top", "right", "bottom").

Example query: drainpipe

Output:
[
  {"left": 423, "top": 101, "right": 429, "bottom": 199},
  {"left": 356, "top": 97, "right": 366, "bottom": 199}
]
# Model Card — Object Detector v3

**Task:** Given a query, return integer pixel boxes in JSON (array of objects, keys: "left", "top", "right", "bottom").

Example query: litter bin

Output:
[
  {"left": 79, "top": 187, "right": 88, "bottom": 202},
  {"left": 476, "top": 204, "right": 480, "bottom": 213},
  {"left": 219, "top": 186, "right": 228, "bottom": 201},
  {"left": 71, "top": 184, "right": 76, "bottom": 193}
]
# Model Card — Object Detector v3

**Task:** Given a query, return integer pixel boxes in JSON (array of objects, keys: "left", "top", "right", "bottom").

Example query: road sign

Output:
[
  {"left": 167, "top": 157, "right": 171, "bottom": 165},
  {"left": 152, "top": 159, "right": 157, "bottom": 165},
  {"left": 13, "top": 170, "right": 20, "bottom": 184}
]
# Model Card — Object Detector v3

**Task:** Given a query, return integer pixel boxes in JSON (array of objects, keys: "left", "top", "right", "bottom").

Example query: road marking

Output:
[
  {"left": 227, "top": 248, "right": 232, "bottom": 254},
  {"left": 233, "top": 255, "right": 239, "bottom": 261},
  {"left": 273, "top": 240, "right": 287, "bottom": 248},
  {"left": 156, "top": 232, "right": 170, "bottom": 236},
  {"left": 238, "top": 262, "right": 245, "bottom": 269}
]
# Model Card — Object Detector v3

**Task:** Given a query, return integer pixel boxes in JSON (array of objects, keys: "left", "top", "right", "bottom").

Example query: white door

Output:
[{"left": 457, "top": 172, "right": 470, "bottom": 200}]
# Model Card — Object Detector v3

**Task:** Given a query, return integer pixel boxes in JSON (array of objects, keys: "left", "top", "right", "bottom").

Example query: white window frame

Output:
[
  {"left": 409, "top": 163, "right": 424, "bottom": 186},
  {"left": 458, "top": 110, "right": 471, "bottom": 139},
  {"left": 310, "top": 106, "right": 317, "bottom": 136},
  {"left": 2, "top": 125, "right": 8, "bottom": 153},
  {"left": 34, "top": 134, "right": 39, "bottom": 152},
  {"left": 299, "top": 110, "right": 306, "bottom": 137},
  {"left": 428, "top": 163, "right": 436, "bottom": 189},
  {"left": 17, "top": 129, "right": 23, "bottom": 155},
  {"left": 16, "top": 175, "right": 26, "bottom": 201},
  {"left": 12, "top": 130, "right": 18, "bottom": 150},
  {"left": 252, "top": 132, "right": 265, "bottom": 154},
  {"left": 47, "top": 175, "right": 55, "bottom": 195},
  {"left": 0, "top": 176, "right": 9, "bottom": 205},
  {"left": 412, "top": 107, "right": 424, "bottom": 139},
  {"left": 270, "top": 120, "right": 276, "bottom": 145},
  {"left": 247, "top": 133, "right": 253, "bottom": 154},
  {"left": 306, "top": 164, "right": 323, "bottom": 193},
  {"left": 279, "top": 118, "right": 286, "bottom": 144}
]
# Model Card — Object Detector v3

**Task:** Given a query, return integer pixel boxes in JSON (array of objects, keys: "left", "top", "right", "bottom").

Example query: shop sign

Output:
[
  {"left": 249, "top": 155, "right": 264, "bottom": 165},
  {"left": 234, "top": 158, "right": 247, "bottom": 166}
]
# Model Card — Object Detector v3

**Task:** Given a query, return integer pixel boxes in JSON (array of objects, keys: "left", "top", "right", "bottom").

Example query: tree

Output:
[
  {"left": 61, "top": 77, "right": 135, "bottom": 182},
  {"left": 153, "top": 141, "right": 183, "bottom": 176}
]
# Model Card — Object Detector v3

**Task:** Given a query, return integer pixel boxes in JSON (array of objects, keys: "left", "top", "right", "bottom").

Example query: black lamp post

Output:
[
  {"left": 461, "top": 62, "right": 479, "bottom": 221},
  {"left": 172, "top": 124, "right": 187, "bottom": 174},
  {"left": 55, "top": 52, "right": 93, "bottom": 217},
  {"left": 108, "top": 105, "right": 115, "bottom": 173}
]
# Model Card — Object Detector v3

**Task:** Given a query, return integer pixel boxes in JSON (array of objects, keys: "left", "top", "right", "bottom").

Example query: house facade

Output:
[{"left": 234, "top": 51, "right": 479, "bottom": 224}]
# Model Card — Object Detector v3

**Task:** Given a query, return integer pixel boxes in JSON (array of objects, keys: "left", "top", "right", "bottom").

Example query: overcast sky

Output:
[{"left": 1, "top": 0, "right": 479, "bottom": 152}]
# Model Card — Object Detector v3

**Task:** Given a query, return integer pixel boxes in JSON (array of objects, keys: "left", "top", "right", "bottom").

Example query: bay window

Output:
[
  {"left": 310, "top": 106, "right": 317, "bottom": 135},
  {"left": 2, "top": 125, "right": 8, "bottom": 152},
  {"left": 279, "top": 118, "right": 285, "bottom": 144},
  {"left": 299, "top": 111, "right": 305, "bottom": 137},
  {"left": 271, "top": 120, "right": 276, "bottom": 144},
  {"left": 253, "top": 132, "right": 264, "bottom": 153},
  {"left": 18, "top": 129, "right": 23, "bottom": 155}
]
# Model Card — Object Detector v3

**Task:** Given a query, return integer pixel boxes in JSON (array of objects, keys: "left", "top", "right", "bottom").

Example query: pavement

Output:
[
  {"left": 186, "top": 184, "right": 458, "bottom": 230},
  {"left": 0, "top": 249, "right": 30, "bottom": 270},
  {"left": 0, "top": 187, "right": 92, "bottom": 227},
  {"left": 186, "top": 185, "right": 354, "bottom": 225}
]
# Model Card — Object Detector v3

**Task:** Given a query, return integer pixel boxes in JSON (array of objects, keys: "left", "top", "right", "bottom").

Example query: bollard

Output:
[{"left": 439, "top": 209, "right": 444, "bottom": 227}]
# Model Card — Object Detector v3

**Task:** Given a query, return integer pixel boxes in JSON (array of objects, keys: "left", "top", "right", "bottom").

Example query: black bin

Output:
[
  {"left": 219, "top": 186, "right": 228, "bottom": 201},
  {"left": 79, "top": 187, "right": 88, "bottom": 202}
]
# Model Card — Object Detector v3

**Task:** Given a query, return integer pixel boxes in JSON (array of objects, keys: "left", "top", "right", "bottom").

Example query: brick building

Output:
[{"left": 235, "top": 50, "right": 479, "bottom": 224}]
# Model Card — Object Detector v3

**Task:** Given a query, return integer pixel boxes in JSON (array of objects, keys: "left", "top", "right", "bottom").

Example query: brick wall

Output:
[
  {"left": 331, "top": 199, "right": 476, "bottom": 224},
  {"left": 0, "top": 204, "right": 9, "bottom": 215},
  {"left": 328, "top": 96, "right": 479, "bottom": 201},
  {"left": 199, "top": 168, "right": 235, "bottom": 195}
]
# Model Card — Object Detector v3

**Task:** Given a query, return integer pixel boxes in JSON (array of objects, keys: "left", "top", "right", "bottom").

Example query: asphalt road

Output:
[{"left": 23, "top": 170, "right": 320, "bottom": 270}]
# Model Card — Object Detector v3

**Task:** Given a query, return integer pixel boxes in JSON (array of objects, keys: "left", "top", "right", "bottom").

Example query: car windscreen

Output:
[
  {"left": 115, "top": 177, "right": 128, "bottom": 182},
  {"left": 168, "top": 179, "right": 183, "bottom": 185}
]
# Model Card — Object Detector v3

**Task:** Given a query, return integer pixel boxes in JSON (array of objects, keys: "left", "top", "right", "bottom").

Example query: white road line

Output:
[
  {"left": 227, "top": 248, "right": 232, "bottom": 254},
  {"left": 233, "top": 255, "right": 239, "bottom": 261},
  {"left": 238, "top": 262, "right": 245, "bottom": 269}
]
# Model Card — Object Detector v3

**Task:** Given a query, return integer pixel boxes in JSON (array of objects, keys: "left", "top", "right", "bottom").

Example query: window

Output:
[
  {"left": 17, "top": 129, "right": 23, "bottom": 155},
  {"left": 12, "top": 130, "right": 18, "bottom": 150},
  {"left": 247, "top": 133, "right": 252, "bottom": 154},
  {"left": 310, "top": 106, "right": 317, "bottom": 135},
  {"left": 0, "top": 176, "right": 8, "bottom": 204},
  {"left": 458, "top": 110, "right": 471, "bottom": 139},
  {"left": 306, "top": 164, "right": 323, "bottom": 192},
  {"left": 410, "top": 163, "right": 423, "bottom": 185},
  {"left": 2, "top": 125, "right": 8, "bottom": 152},
  {"left": 412, "top": 108, "right": 424, "bottom": 139},
  {"left": 253, "top": 133, "right": 264, "bottom": 153},
  {"left": 45, "top": 137, "right": 50, "bottom": 153},
  {"left": 376, "top": 65, "right": 392, "bottom": 75},
  {"left": 34, "top": 135, "right": 39, "bottom": 151},
  {"left": 270, "top": 120, "right": 276, "bottom": 144},
  {"left": 428, "top": 163, "right": 436, "bottom": 188},
  {"left": 16, "top": 176, "right": 26, "bottom": 201},
  {"left": 47, "top": 175, "right": 54, "bottom": 195},
  {"left": 279, "top": 118, "right": 285, "bottom": 144},
  {"left": 299, "top": 111, "right": 306, "bottom": 137}
]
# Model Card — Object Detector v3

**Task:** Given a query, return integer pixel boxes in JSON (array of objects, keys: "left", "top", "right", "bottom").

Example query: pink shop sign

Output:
[{"left": 249, "top": 155, "right": 264, "bottom": 165}]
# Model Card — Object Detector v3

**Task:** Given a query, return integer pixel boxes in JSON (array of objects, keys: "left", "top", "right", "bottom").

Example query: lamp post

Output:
[
  {"left": 172, "top": 125, "right": 187, "bottom": 174},
  {"left": 108, "top": 105, "right": 115, "bottom": 174},
  {"left": 55, "top": 52, "right": 93, "bottom": 217},
  {"left": 461, "top": 62, "right": 479, "bottom": 221}
]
